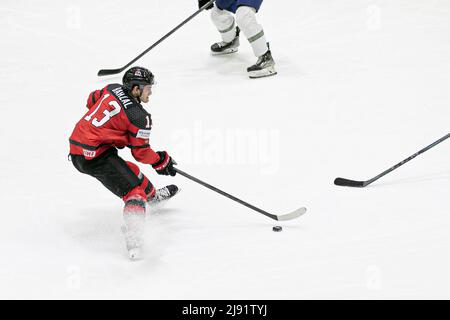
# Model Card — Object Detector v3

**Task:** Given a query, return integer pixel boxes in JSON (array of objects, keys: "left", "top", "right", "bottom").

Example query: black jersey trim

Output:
[
  {"left": 128, "top": 144, "right": 150, "bottom": 149},
  {"left": 69, "top": 139, "right": 110, "bottom": 151},
  {"left": 128, "top": 131, "right": 138, "bottom": 138},
  {"left": 91, "top": 92, "right": 96, "bottom": 105}
]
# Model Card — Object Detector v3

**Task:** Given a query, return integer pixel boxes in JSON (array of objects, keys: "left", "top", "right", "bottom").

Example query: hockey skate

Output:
[
  {"left": 148, "top": 185, "right": 179, "bottom": 204},
  {"left": 247, "top": 46, "right": 277, "bottom": 79},
  {"left": 122, "top": 197, "right": 146, "bottom": 261},
  {"left": 121, "top": 224, "right": 143, "bottom": 260},
  {"left": 211, "top": 27, "right": 240, "bottom": 55}
]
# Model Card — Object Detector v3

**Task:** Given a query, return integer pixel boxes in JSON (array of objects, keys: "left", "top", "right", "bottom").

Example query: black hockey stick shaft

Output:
[
  {"left": 98, "top": 0, "right": 215, "bottom": 77},
  {"left": 174, "top": 168, "right": 278, "bottom": 220},
  {"left": 335, "top": 133, "right": 450, "bottom": 187}
]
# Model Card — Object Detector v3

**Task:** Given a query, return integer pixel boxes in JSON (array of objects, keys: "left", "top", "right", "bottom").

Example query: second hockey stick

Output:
[
  {"left": 97, "top": 0, "right": 216, "bottom": 77},
  {"left": 334, "top": 133, "right": 450, "bottom": 188},
  {"left": 174, "top": 168, "right": 307, "bottom": 221}
]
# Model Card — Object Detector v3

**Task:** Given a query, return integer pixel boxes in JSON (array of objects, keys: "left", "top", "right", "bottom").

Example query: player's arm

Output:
[
  {"left": 128, "top": 122, "right": 159, "bottom": 165},
  {"left": 86, "top": 87, "right": 107, "bottom": 109},
  {"left": 126, "top": 109, "right": 176, "bottom": 176}
]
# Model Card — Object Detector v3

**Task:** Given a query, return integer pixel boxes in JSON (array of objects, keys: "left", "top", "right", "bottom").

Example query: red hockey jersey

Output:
[{"left": 69, "top": 84, "right": 160, "bottom": 165}]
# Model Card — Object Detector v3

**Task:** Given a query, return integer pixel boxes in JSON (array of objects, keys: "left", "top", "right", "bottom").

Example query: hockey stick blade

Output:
[
  {"left": 334, "top": 177, "right": 366, "bottom": 187},
  {"left": 275, "top": 207, "right": 307, "bottom": 221},
  {"left": 334, "top": 133, "right": 449, "bottom": 188},
  {"left": 174, "top": 168, "right": 307, "bottom": 222},
  {"left": 98, "top": 68, "right": 125, "bottom": 77}
]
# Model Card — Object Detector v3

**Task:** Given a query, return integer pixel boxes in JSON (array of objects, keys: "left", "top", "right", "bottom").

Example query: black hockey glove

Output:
[
  {"left": 198, "top": 0, "right": 214, "bottom": 10},
  {"left": 152, "top": 151, "right": 177, "bottom": 176}
]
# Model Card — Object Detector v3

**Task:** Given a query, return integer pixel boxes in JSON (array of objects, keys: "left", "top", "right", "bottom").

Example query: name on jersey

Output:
[{"left": 111, "top": 87, "right": 133, "bottom": 109}]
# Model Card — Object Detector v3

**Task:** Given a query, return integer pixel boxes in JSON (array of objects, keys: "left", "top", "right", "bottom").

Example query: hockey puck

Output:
[{"left": 272, "top": 226, "right": 282, "bottom": 232}]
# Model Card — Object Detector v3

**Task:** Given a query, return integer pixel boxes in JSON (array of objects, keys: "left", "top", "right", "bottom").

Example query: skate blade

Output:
[
  {"left": 211, "top": 48, "right": 239, "bottom": 56},
  {"left": 128, "top": 248, "right": 142, "bottom": 261},
  {"left": 248, "top": 66, "right": 277, "bottom": 79}
]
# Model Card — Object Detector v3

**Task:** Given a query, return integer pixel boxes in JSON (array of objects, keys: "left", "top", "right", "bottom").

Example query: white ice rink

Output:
[{"left": 0, "top": 0, "right": 449, "bottom": 299}]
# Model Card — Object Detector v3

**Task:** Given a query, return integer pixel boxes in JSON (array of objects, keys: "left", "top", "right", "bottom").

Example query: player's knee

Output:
[
  {"left": 125, "top": 161, "right": 140, "bottom": 176},
  {"left": 211, "top": 5, "right": 230, "bottom": 24},
  {"left": 126, "top": 160, "right": 154, "bottom": 199},
  {"left": 210, "top": 5, "right": 221, "bottom": 21},
  {"left": 123, "top": 186, "right": 147, "bottom": 203},
  {"left": 235, "top": 6, "right": 257, "bottom": 30},
  {"left": 126, "top": 161, "right": 148, "bottom": 183}
]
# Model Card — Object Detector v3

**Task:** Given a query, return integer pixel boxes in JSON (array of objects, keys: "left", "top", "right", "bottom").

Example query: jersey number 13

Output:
[{"left": 84, "top": 94, "right": 121, "bottom": 127}]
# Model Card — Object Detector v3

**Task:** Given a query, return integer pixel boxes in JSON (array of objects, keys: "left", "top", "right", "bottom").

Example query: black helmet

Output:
[{"left": 122, "top": 66, "right": 155, "bottom": 91}]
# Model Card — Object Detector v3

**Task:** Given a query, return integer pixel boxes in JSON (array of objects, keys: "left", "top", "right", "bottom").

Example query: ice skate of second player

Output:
[
  {"left": 247, "top": 48, "right": 277, "bottom": 79},
  {"left": 211, "top": 27, "right": 241, "bottom": 55}
]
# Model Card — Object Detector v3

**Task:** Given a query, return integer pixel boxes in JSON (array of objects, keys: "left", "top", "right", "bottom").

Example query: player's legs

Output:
[
  {"left": 71, "top": 148, "right": 144, "bottom": 198},
  {"left": 124, "top": 161, "right": 156, "bottom": 201},
  {"left": 235, "top": 4, "right": 267, "bottom": 57},
  {"left": 71, "top": 148, "right": 179, "bottom": 259},
  {"left": 211, "top": 3, "right": 238, "bottom": 44},
  {"left": 125, "top": 161, "right": 179, "bottom": 205},
  {"left": 234, "top": 3, "right": 276, "bottom": 78},
  {"left": 71, "top": 148, "right": 148, "bottom": 259},
  {"left": 121, "top": 183, "right": 146, "bottom": 260}
]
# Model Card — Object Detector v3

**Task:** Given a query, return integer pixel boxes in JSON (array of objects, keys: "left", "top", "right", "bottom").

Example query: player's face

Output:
[{"left": 140, "top": 85, "right": 152, "bottom": 103}]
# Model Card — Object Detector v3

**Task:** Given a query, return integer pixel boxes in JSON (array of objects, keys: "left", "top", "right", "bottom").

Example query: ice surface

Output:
[{"left": 0, "top": 0, "right": 449, "bottom": 299}]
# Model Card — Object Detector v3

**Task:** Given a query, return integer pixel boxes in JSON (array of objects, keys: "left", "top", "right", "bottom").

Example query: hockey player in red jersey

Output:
[{"left": 69, "top": 66, "right": 178, "bottom": 260}]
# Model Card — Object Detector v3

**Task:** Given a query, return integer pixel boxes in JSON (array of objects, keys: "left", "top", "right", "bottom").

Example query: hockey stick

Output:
[
  {"left": 97, "top": 0, "right": 216, "bottom": 77},
  {"left": 174, "top": 168, "right": 307, "bottom": 221},
  {"left": 334, "top": 133, "right": 450, "bottom": 188}
]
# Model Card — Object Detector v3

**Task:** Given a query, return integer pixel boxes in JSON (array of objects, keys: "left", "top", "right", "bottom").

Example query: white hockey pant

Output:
[{"left": 211, "top": 5, "right": 268, "bottom": 57}]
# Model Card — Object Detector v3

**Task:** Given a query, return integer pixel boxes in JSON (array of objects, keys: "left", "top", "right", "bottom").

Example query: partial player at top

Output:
[{"left": 199, "top": 0, "right": 277, "bottom": 78}]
